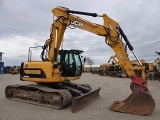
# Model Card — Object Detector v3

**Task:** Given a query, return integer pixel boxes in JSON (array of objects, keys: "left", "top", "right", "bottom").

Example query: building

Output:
[
  {"left": 0, "top": 52, "right": 4, "bottom": 74},
  {"left": 84, "top": 65, "right": 100, "bottom": 72}
]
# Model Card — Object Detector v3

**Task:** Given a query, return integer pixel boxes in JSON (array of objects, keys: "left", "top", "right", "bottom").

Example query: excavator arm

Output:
[{"left": 108, "top": 54, "right": 118, "bottom": 64}]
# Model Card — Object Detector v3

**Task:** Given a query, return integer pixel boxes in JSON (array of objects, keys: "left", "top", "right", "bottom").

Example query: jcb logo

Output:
[{"left": 71, "top": 20, "right": 84, "bottom": 28}]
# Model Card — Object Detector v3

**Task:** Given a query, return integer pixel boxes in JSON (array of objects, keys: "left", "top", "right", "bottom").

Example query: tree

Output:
[{"left": 85, "top": 57, "right": 94, "bottom": 72}]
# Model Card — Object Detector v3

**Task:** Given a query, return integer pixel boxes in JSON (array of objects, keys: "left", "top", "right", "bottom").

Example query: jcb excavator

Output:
[
  {"left": 150, "top": 57, "right": 160, "bottom": 80},
  {"left": 5, "top": 6, "right": 155, "bottom": 115},
  {"left": 10, "top": 66, "right": 20, "bottom": 74},
  {"left": 107, "top": 54, "right": 127, "bottom": 77}
]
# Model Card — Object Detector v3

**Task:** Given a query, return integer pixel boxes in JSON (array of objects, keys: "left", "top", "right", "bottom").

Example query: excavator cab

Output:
[
  {"left": 21, "top": 47, "right": 84, "bottom": 79},
  {"left": 58, "top": 49, "right": 83, "bottom": 77}
]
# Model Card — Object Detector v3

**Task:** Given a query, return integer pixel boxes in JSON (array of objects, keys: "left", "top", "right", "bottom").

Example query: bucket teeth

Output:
[
  {"left": 109, "top": 89, "right": 155, "bottom": 116},
  {"left": 109, "top": 101, "right": 126, "bottom": 111}
]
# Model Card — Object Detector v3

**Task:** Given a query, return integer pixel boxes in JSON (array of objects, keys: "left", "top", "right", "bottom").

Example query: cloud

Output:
[{"left": 0, "top": 0, "right": 160, "bottom": 66}]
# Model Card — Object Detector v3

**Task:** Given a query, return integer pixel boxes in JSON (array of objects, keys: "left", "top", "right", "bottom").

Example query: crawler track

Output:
[{"left": 5, "top": 84, "right": 72, "bottom": 109}]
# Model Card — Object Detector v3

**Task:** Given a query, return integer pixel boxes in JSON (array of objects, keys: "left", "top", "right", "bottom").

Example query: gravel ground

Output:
[{"left": 0, "top": 73, "right": 160, "bottom": 120}]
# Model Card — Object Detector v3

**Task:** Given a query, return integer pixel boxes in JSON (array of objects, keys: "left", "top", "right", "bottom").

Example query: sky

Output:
[{"left": 0, "top": 0, "right": 160, "bottom": 66}]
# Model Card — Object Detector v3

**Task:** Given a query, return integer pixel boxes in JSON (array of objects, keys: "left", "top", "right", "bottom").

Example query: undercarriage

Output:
[{"left": 5, "top": 81, "right": 100, "bottom": 112}]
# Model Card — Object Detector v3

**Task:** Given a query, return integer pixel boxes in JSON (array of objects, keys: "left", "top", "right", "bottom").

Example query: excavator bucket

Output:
[
  {"left": 71, "top": 87, "right": 101, "bottom": 113},
  {"left": 109, "top": 89, "right": 155, "bottom": 116}
]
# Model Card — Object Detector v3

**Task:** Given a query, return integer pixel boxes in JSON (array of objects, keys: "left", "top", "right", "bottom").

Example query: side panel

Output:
[{"left": 22, "top": 61, "right": 53, "bottom": 78}]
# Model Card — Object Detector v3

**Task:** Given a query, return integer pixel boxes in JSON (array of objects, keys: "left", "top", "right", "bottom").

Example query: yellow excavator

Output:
[
  {"left": 99, "top": 63, "right": 109, "bottom": 76},
  {"left": 150, "top": 57, "right": 160, "bottom": 80},
  {"left": 107, "top": 54, "right": 127, "bottom": 77},
  {"left": 10, "top": 66, "right": 20, "bottom": 74},
  {"left": 5, "top": 6, "right": 155, "bottom": 115}
]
